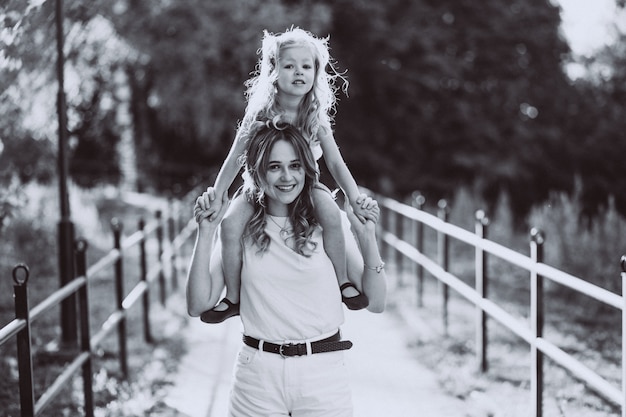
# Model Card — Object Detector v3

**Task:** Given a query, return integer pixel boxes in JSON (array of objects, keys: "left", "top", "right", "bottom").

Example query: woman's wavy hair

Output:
[
  {"left": 236, "top": 26, "right": 347, "bottom": 146},
  {"left": 240, "top": 120, "right": 320, "bottom": 256}
]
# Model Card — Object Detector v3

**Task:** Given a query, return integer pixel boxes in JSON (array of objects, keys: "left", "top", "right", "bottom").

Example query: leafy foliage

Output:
[{"left": 1, "top": 0, "right": 625, "bottom": 223}]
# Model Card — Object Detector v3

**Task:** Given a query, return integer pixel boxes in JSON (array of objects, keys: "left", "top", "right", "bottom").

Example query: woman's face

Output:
[
  {"left": 262, "top": 139, "right": 305, "bottom": 216},
  {"left": 276, "top": 45, "right": 315, "bottom": 100}
]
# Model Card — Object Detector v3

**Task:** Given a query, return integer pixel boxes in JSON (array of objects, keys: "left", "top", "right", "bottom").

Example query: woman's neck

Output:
[{"left": 266, "top": 201, "right": 289, "bottom": 217}]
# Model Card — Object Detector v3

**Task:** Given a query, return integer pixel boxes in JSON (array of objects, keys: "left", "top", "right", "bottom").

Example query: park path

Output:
[{"left": 162, "top": 303, "right": 475, "bottom": 417}]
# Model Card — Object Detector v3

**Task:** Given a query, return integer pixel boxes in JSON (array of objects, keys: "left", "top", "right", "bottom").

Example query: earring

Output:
[{"left": 273, "top": 84, "right": 278, "bottom": 95}]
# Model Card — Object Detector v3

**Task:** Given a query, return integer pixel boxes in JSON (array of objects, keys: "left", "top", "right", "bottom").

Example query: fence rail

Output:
[
  {"left": 374, "top": 191, "right": 626, "bottom": 417},
  {"left": 4, "top": 188, "right": 626, "bottom": 416},
  {"left": 1, "top": 193, "right": 198, "bottom": 417}
]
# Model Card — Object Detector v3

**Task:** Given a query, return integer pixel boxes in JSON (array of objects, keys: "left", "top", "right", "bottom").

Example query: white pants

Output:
[{"left": 229, "top": 344, "right": 353, "bottom": 416}]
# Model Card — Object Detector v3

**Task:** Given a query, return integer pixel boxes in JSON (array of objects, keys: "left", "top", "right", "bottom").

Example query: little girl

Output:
[{"left": 200, "top": 27, "right": 378, "bottom": 323}]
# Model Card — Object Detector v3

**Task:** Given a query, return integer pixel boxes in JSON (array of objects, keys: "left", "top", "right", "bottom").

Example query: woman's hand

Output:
[{"left": 345, "top": 198, "right": 377, "bottom": 240}]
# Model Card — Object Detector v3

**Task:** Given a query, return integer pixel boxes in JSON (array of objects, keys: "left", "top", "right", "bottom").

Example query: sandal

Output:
[
  {"left": 340, "top": 283, "right": 369, "bottom": 310},
  {"left": 200, "top": 298, "right": 240, "bottom": 323}
]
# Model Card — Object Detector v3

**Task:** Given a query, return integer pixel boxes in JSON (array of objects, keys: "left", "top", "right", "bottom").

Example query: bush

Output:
[
  {"left": 528, "top": 190, "right": 626, "bottom": 294},
  {"left": 1, "top": 182, "right": 113, "bottom": 284}
]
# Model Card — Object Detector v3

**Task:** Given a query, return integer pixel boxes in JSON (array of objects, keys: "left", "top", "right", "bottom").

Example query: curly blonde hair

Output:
[
  {"left": 236, "top": 27, "right": 347, "bottom": 148},
  {"left": 240, "top": 121, "right": 321, "bottom": 256}
]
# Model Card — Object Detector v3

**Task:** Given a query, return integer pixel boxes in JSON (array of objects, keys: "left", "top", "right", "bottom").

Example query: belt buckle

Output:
[{"left": 278, "top": 343, "right": 292, "bottom": 358}]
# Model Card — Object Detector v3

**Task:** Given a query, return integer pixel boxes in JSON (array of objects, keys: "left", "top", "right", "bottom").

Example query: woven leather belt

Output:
[{"left": 243, "top": 331, "right": 353, "bottom": 358}]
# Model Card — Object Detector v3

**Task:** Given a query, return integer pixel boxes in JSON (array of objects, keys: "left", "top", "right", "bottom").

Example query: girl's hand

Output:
[
  {"left": 194, "top": 187, "right": 228, "bottom": 225},
  {"left": 345, "top": 199, "right": 377, "bottom": 240},
  {"left": 352, "top": 194, "right": 379, "bottom": 224}
]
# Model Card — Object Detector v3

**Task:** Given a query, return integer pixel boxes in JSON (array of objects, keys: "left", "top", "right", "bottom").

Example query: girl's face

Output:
[
  {"left": 262, "top": 139, "right": 305, "bottom": 216},
  {"left": 275, "top": 45, "right": 315, "bottom": 100}
]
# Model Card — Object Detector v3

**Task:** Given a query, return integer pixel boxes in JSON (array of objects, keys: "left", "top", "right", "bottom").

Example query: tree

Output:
[
  {"left": 324, "top": 0, "right": 579, "bottom": 222},
  {"left": 104, "top": 0, "right": 334, "bottom": 191}
]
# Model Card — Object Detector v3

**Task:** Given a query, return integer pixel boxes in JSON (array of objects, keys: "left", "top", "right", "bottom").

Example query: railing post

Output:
[
  {"left": 138, "top": 218, "right": 153, "bottom": 344},
  {"left": 156, "top": 210, "right": 166, "bottom": 306},
  {"left": 74, "top": 240, "right": 94, "bottom": 417},
  {"left": 530, "top": 227, "right": 545, "bottom": 417},
  {"left": 168, "top": 200, "right": 178, "bottom": 291},
  {"left": 620, "top": 255, "right": 626, "bottom": 417},
  {"left": 437, "top": 199, "right": 450, "bottom": 336},
  {"left": 395, "top": 208, "right": 404, "bottom": 287},
  {"left": 475, "top": 210, "right": 490, "bottom": 373},
  {"left": 375, "top": 193, "right": 384, "bottom": 250},
  {"left": 13, "top": 264, "right": 35, "bottom": 417},
  {"left": 111, "top": 218, "right": 128, "bottom": 379},
  {"left": 412, "top": 192, "right": 425, "bottom": 308}
]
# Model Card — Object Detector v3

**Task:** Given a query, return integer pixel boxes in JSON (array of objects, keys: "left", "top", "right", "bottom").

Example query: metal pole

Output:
[
  {"left": 437, "top": 199, "right": 449, "bottom": 336},
  {"left": 156, "top": 210, "right": 166, "bottom": 306},
  {"left": 13, "top": 264, "right": 35, "bottom": 417},
  {"left": 395, "top": 209, "right": 404, "bottom": 286},
  {"left": 168, "top": 201, "right": 178, "bottom": 291},
  {"left": 112, "top": 218, "right": 128, "bottom": 379},
  {"left": 138, "top": 218, "right": 153, "bottom": 344},
  {"left": 475, "top": 210, "right": 489, "bottom": 373},
  {"left": 412, "top": 192, "right": 425, "bottom": 307},
  {"left": 530, "top": 227, "right": 545, "bottom": 417},
  {"left": 621, "top": 255, "right": 626, "bottom": 417},
  {"left": 56, "top": 0, "right": 77, "bottom": 347},
  {"left": 75, "top": 240, "right": 94, "bottom": 417}
]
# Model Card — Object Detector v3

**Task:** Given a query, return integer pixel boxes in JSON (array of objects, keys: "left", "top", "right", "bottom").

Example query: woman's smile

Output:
[{"left": 264, "top": 139, "right": 305, "bottom": 215}]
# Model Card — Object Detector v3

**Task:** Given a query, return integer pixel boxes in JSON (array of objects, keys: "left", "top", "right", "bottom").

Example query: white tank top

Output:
[{"left": 240, "top": 216, "right": 344, "bottom": 342}]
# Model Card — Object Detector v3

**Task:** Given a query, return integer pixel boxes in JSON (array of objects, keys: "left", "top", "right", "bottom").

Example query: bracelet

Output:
[{"left": 364, "top": 261, "right": 385, "bottom": 273}]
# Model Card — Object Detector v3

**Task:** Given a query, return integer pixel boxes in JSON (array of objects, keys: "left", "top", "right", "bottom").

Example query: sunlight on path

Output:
[
  {"left": 164, "top": 317, "right": 240, "bottom": 417},
  {"left": 343, "top": 308, "right": 468, "bottom": 416}
]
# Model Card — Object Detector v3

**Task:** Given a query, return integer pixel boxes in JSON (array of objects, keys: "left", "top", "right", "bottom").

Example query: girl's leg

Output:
[
  {"left": 201, "top": 194, "right": 253, "bottom": 323},
  {"left": 312, "top": 187, "right": 367, "bottom": 310}
]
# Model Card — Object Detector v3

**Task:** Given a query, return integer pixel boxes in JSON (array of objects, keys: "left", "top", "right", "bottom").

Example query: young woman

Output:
[
  {"left": 187, "top": 122, "right": 386, "bottom": 416},
  {"left": 200, "top": 27, "right": 377, "bottom": 322}
]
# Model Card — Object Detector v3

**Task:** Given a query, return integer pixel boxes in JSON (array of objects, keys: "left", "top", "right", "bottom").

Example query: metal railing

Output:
[
  {"left": 0, "top": 195, "right": 198, "bottom": 417},
  {"left": 375, "top": 191, "right": 626, "bottom": 417}
]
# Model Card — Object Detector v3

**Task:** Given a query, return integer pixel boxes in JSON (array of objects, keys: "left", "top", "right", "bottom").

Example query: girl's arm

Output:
[
  {"left": 206, "top": 131, "right": 247, "bottom": 220},
  {"left": 317, "top": 125, "right": 361, "bottom": 205},
  {"left": 186, "top": 189, "right": 229, "bottom": 316},
  {"left": 318, "top": 125, "right": 378, "bottom": 224}
]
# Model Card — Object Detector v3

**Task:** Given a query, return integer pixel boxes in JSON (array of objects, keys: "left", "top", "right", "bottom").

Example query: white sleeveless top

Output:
[{"left": 240, "top": 216, "right": 344, "bottom": 342}]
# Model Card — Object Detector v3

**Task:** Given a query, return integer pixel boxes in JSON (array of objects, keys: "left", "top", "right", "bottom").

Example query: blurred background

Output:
[
  {"left": 1, "top": 2, "right": 626, "bottom": 415},
  {"left": 1, "top": 0, "right": 625, "bottom": 275}
]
